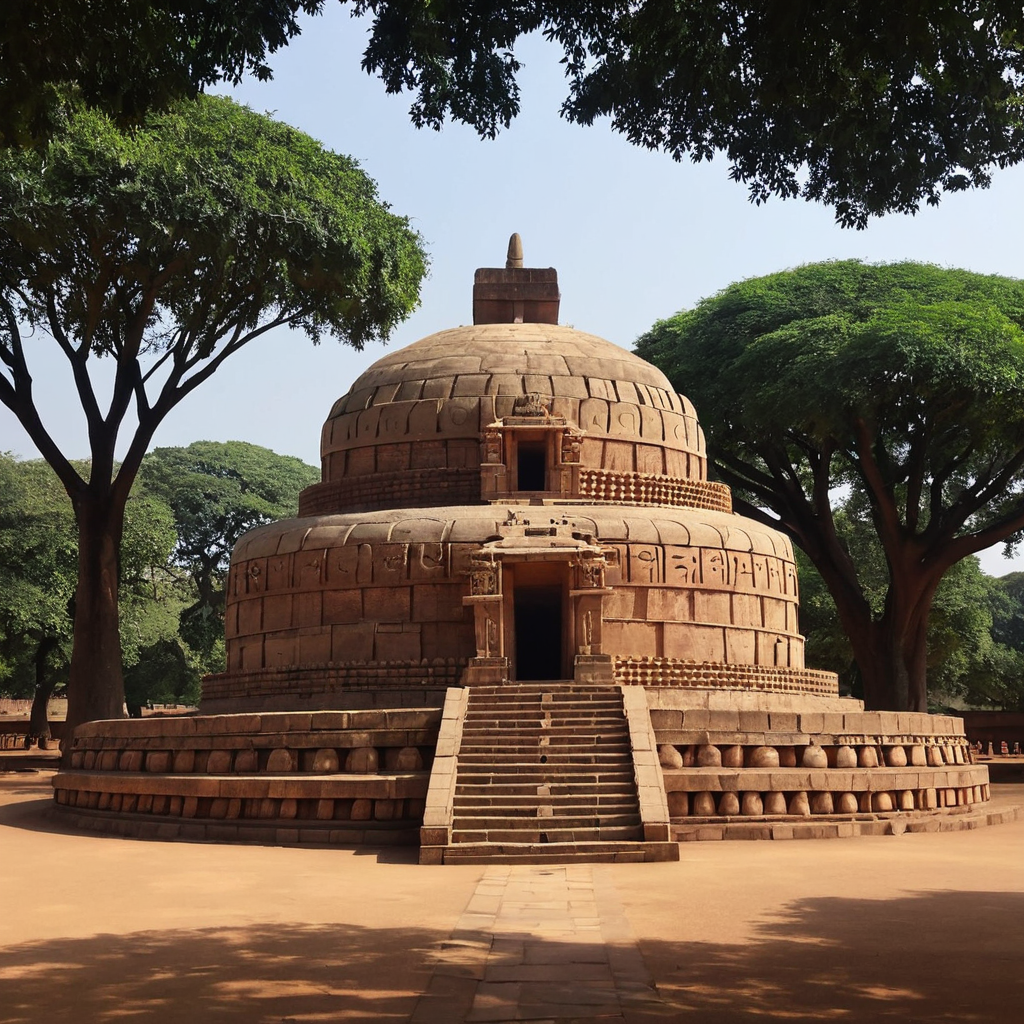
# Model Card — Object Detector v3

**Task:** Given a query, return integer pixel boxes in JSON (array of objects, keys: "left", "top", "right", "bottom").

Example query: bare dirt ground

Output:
[{"left": 1, "top": 770, "right": 1022, "bottom": 1023}]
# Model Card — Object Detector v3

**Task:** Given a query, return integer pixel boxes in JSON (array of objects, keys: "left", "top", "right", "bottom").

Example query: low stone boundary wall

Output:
[
  {"left": 52, "top": 708, "right": 442, "bottom": 846},
  {"left": 963, "top": 711, "right": 1024, "bottom": 754},
  {"left": 650, "top": 702, "right": 991, "bottom": 835}
]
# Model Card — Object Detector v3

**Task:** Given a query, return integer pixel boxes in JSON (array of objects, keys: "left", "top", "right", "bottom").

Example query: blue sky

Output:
[{"left": 2, "top": 5, "right": 1023, "bottom": 573}]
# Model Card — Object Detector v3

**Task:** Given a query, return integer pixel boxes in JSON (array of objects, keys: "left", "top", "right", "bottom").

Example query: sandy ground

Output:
[{"left": 1, "top": 770, "right": 1022, "bottom": 1023}]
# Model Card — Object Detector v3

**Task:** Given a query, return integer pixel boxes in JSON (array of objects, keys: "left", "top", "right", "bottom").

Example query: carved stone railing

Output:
[{"left": 575, "top": 469, "right": 732, "bottom": 513}]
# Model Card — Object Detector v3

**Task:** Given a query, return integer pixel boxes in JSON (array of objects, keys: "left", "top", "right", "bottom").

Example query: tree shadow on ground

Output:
[
  {"left": 0, "top": 891, "right": 1020, "bottom": 1023},
  {"left": 644, "top": 889, "right": 1024, "bottom": 1023},
  {"left": 0, "top": 921, "right": 441, "bottom": 1024}
]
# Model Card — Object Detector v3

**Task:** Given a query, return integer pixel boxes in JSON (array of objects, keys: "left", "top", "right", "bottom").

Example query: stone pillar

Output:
[
  {"left": 462, "top": 556, "right": 509, "bottom": 684},
  {"left": 571, "top": 554, "right": 613, "bottom": 683}
]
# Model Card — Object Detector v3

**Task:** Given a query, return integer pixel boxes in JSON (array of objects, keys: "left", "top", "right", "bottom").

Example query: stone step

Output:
[
  {"left": 437, "top": 840, "right": 680, "bottom": 864},
  {"left": 453, "top": 799, "right": 639, "bottom": 815},
  {"left": 457, "top": 752, "right": 632, "bottom": 766},
  {"left": 465, "top": 701, "right": 624, "bottom": 713},
  {"left": 456, "top": 771, "right": 634, "bottom": 786},
  {"left": 452, "top": 811, "right": 642, "bottom": 831},
  {"left": 458, "top": 741, "right": 632, "bottom": 754},
  {"left": 462, "top": 716, "right": 627, "bottom": 727},
  {"left": 451, "top": 823, "right": 645, "bottom": 844}
]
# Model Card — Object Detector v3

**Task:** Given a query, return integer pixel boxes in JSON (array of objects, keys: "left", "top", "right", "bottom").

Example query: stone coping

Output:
[
  {"left": 620, "top": 686, "right": 670, "bottom": 843},
  {"left": 649, "top": 706, "right": 969, "bottom": 738},
  {"left": 70, "top": 708, "right": 441, "bottom": 740}
]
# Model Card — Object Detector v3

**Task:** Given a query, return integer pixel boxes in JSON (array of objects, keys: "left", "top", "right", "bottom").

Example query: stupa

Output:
[{"left": 53, "top": 238, "right": 993, "bottom": 862}]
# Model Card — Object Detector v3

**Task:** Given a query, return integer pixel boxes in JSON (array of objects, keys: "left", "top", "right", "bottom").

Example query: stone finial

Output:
[{"left": 506, "top": 232, "right": 524, "bottom": 269}]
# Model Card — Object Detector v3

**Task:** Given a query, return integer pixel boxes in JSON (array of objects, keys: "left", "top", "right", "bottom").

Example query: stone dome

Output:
[{"left": 298, "top": 322, "right": 726, "bottom": 517}]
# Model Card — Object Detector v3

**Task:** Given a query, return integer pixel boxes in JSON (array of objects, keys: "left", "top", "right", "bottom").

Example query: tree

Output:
[
  {"left": 0, "top": 95, "right": 426, "bottom": 746},
  {"left": 138, "top": 441, "right": 319, "bottom": 668},
  {"left": 0, "top": 1, "right": 324, "bottom": 146},
  {"left": 7, "top": 4, "right": 1024, "bottom": 226},
  {"left": 353, "top": 0, "right": 1024, "bottom": 227},
  {"left": 635, "top": 261, "right": 1024, "bottom": 712},
  {"left": 0, "top": 454, "right": 181, "bottom": 738}
]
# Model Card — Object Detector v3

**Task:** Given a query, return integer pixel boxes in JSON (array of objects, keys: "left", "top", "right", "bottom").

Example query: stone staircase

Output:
[{"left": 421, "top": 683, "right": 677, "bottom": 863}]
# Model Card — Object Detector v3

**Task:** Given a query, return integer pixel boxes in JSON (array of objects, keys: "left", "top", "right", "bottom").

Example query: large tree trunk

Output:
[
  {"left": 833, "top": 574, "right": 936, "bottom": 713},
  {"left": 62, "top": 493, "right": 128, "bottom": 759}
]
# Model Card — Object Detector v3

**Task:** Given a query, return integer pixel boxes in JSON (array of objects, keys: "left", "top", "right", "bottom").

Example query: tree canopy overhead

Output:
[
  {"left": 0, "top": 94, "right": 426, "bottom": 742},
  {"left": 6, "top": 2, "right": 1024, "bottom": 226},
  {"left": 0, "top": 0, "right": 324, "bottom": 145},
  {"left": 636, "top": 261, "right": 1024, "bottom": 711},
  {"left": 356, "top": 0, "right": 1024, "bottom": 227}
]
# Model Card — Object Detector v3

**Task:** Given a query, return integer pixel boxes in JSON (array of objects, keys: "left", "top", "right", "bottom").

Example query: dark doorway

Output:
[
  {"left": 517, "top": 440, "right": 547, "bottom": 491},
  {"left": 514, "top": 584, "right": 562, "bottom": 680}
]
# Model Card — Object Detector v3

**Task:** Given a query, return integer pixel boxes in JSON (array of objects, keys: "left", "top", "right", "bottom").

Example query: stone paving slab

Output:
[{"left": 411, "top": 864, "right": 664, "bottom": 1023}]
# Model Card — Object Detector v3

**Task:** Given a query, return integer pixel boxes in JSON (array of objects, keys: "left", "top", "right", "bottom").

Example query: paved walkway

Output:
[
  {"left": 413, "top": 865, "right": 663, "bottom": 1022},
  {"left": 2, "top": 771, "right": 1023, "bottom": 1023}
]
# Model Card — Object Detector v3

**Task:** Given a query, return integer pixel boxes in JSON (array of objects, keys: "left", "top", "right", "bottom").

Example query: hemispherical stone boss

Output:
[
  {"left": 858, "top": 746, "right": 879, "bottom": 768},
  {"left": 667, "top": 791, "right": 690, "bottom": 817},
  {"left": 692, "top": 791, "right": 717, "bottom": 816},
  {"left": 718, "top": 792, "right": 741, "bottom": 816},
  {"left": 810, "top": 792, "right": 834, "bottom": 815},
  {"left": 885, "top": 745, "right": 908, "bottom": 767},
  {"left": 746, "top": 746, "right": 780, "bottom": 768},
  {"left": 345, "top": 746, "right": 380, "bottom": 773},
  {"left": 834, "top": 745, "right": 858, "bottom": 768},
  {"left": 763, "top": 791, "right": 788, "bottom": 815},
  {"left": 801, "top": 743, "right": 828, "bottom": 768},
  {"left": 788, "top": 791, "right": 811, "bottom": 816},
  {"left": 872, "top": 792, "right": 895, "bottom": 812},
  {"left": 721, "top": 745, "right": 744, "bottom": 767},
  {"left": 835, "top": 792, "right": 859, "bottom": 814},
  {"left": 659, "top": 744, "right": 684, "bottom": 769},
  {"left": 741, "top": 792, "right": 764, "bottom": 816},
  {"left": 696, "top": 744, "right": 722, "bottom": 767}
]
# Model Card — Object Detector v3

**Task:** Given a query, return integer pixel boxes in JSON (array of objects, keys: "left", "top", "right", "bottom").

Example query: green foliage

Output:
[
  {"left": 0, "top": 94, "right": 425, "bottom": 730},
  {"left": 638, "top": 262, "right": 1024, "bottom": 548},
  {"left": 0, "top": 454, "right": 78, "bottom": 697},
  {"left": 355, "top": 1, "right": 1024, "bottom": 226},
  {"left": 636, "top": 261, "right": 1024, "bottom": 709},
  {"left": 0, "top": 455, "right": 189, "bottom": 704},
  {"left": 138, "top": 441, "right": 318, "bottom": 672},
  {"left": 139, "top": 441, "right": 319, "bottom": 584},
  {"left": 8, "top": 3, "right": 1024, "bottom": 225},
  {"left": 0, "top": 1, "right": 324, "bottom": 146}
]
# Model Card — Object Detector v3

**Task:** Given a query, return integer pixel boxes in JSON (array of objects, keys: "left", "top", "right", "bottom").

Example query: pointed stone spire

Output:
[{"left": 506, "top": 232, "right": 524, "bottom": 269}]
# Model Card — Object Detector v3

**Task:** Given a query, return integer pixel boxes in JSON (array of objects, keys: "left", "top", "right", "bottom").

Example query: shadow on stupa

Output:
[{"left": 0, "top": 891, "right": 1020, "bottom": 1022}]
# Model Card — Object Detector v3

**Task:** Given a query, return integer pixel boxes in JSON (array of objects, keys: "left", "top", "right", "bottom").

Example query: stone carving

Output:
[
  {"left": 560, "top": 432, "right": 582, "bottom": 464},
  {"left": 469, "top": 561, "right": 500, "bottom": 596},
  {"left": 484, "top": 615, "right": 499, "bottom": 657},
  {"left": 511, "top": 393, "right": 551, "bottom": 418},
  {"left": 576, "top": 558, "right": 605, "bottom": 589},
  {"left": 483, "top": 429, "right": 503, "bottom": 464}
]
